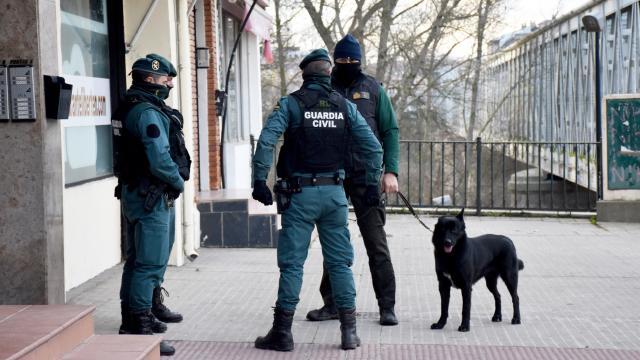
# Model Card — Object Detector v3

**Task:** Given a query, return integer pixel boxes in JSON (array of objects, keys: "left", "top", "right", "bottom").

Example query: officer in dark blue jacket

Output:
[
  {"left": 112, "top": 54, "right": 191, "bottom": 357},
  {"left": 252, "top": 49, "right": 383, "bottom": 351},
  {"left": 307, "top": 34, "right": 401, "bottom": 326}
]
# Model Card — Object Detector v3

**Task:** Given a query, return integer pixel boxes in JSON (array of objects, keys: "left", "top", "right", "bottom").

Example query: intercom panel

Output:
[
  {"left": 0, "top": 66, "right": 8, "bottom": 121},
  {"left": 9, "top": 66, "right": 36, "bottom": 121}
]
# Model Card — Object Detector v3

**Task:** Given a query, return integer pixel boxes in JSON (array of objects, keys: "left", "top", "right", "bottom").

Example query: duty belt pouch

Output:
[
  {"left": 274, "top": 179, "right": 293, "bottom": 214},
  {"left": 137, "top": 177, "right": 163, "bottom": 211},
  {"left": 163, "top": 193, "right": 175, "bottom": 209},
  {"left": 143, "top": 184, "right": 164, "bottom": 212},
  {"left": 275, "top": 192, "right": 290, "bottom": 214}
]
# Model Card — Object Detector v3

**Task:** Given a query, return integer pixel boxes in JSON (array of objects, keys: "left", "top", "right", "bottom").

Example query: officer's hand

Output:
[
  {"left": 252, "top": 180, "right": 273, "bottom": 205},
  {"left": 364, "top": 185, "right": 381, "bottom": 207},
  {"left": 167, "top": 188, "right": 181, "bottom": 200},
  {"left": 382, "top": 173, "right": 399, "bottom": 194}
]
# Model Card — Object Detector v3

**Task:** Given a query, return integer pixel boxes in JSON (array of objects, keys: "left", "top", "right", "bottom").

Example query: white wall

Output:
[
  {"left": 223, "top": 143, "right": 253, "bottom": 189},
  {"left": 123, "top": 0, "right": 200, "bottom": 266},
  {"left": 223, "top": 31, "right": 264, "bottom": 189},
  {"left": 62, "top": 0, "right": 203, "bottom": 292},
  {"left": 124, "top": 0, "right": 179, "bottom": 96},
  {"left": 63, "top": 177, "right": 121, "bottom": 291}
]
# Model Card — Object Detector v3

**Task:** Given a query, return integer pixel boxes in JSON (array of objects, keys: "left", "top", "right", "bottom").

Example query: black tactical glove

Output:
[
  {"left": 252, "top": 180, "right": 273, "bottom": 205},
  {"left": 167, "top": 187, "right": 181, "bottom": 201},
  {"left": 364, "top": 185, "right": 381, "bottom": 207}
]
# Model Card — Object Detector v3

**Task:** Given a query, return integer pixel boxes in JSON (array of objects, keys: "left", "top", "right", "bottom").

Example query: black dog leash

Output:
[
  {"left": 395, "top": 191, "right": 433, "bottom": 233},
  {"left": 346, "top": 191, "right": 434, "bottom": 232}
]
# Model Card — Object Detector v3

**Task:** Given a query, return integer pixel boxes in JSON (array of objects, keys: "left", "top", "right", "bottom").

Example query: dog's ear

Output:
[{"left": 456, "top": 208, "right": 465, "bottom": 221}]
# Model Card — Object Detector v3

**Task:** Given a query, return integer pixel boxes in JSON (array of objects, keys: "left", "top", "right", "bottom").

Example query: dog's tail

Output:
[{"left": 518, "top": 259, "right": 525, "bottom": 271}]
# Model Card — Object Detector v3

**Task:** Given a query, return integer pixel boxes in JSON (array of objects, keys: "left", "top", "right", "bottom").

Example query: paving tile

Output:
[{"left": 66, "top": 215, "right": 640, "bottom": 359}]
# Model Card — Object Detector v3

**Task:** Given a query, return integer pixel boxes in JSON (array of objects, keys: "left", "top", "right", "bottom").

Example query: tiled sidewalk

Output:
[{"left": 67, "top": 215, "right": 640, "bottom": 359}]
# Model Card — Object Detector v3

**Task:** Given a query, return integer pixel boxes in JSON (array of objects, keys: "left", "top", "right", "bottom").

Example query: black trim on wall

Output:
[
  {"left": 107, "top": 0, "right": 127, "bottom": 110},
  {"left": 106, "top": 0, "right": 128, "bottom": 261}
]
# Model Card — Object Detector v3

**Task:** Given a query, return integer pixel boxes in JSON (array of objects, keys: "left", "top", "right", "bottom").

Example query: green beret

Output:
[
  {"left": 132, "top": 53, "right": 177, "bottom": 77},
  {"left": 299, "top": 48, "right": 331, "bottom": 70}
]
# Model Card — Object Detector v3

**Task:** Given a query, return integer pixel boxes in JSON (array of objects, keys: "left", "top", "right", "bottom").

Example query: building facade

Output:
[{"left": 0, "top": 0, "right": 271, "bottom": 304}]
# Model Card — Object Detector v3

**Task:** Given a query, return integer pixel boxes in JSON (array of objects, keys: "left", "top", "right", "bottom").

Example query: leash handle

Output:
[{"left": 395, "top": 191, "right": 433, "bottom": 233}]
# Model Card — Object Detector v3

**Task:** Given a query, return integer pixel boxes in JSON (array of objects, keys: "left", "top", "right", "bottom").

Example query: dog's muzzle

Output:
[{"left": 444, "top": 239, "right": 454, "bottom": 253}]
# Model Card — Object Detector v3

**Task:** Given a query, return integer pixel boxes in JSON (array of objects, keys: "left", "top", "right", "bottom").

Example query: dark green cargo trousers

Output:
[
  {"left": 276, "top": 184, "right": 356, "bottom": 311},
  {"left": 119, "top": 184, "right": 175, "bottom": 311}
]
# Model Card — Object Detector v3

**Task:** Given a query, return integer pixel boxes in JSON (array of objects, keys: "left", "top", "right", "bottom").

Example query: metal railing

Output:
[
  {"left": 392, "top": 138, "right": 598, "bottom": 213},
  {"left": 250, "top": 136, "right": 599, "bottom": 214}
]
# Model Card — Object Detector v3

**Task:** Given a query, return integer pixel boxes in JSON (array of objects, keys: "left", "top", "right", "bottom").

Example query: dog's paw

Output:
[
  {"left": 430, "top": 322, "right": 446, "bottom": 330},
  {"left": 491, "top": 314, "right": 502, "bottom": 322},
  {"left": 511, "top": 317, "right": 521, "bottom": 325},
  {"left": 457, "top": 324, "right": 470, "bottom": 332}
]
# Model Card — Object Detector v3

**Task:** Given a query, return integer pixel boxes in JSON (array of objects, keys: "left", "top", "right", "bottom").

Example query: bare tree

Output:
[
  {"left": 300, "top": 0, "right": 391, "bottom": 63},
  {"left": 466, "top": 0, "right": 499, "bottom": 141},
  {"left": 261, "top": 0, "right": 304, "bottom": 117},
  {"left": 274, "top": 0, "right": 288, "bottom": 96},
  {"left": 296, "top": 0, "right": 509, "bottom": 143},
  {"left": 388, "top": 0, "right": 477, "bottom": 139}
]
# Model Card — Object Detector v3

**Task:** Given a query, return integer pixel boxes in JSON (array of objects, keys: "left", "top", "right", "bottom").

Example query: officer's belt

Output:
[{"left": 297, "top": 177, "right": 343, "bottom": 187}]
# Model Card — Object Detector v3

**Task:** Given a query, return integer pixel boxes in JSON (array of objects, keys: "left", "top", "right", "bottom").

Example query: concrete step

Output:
[
  {"left": 0, "top": 305, "right": 94, "bottom": 360},
  {"left": 197, "top": 189, "right": 278, "bottom": 215},
  {"left": 61, "top": 335, "right": 160, "bottom": 360}
]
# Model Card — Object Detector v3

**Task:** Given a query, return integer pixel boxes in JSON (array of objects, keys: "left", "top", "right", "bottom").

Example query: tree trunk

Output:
[
  {"left": 375, "top": 0, "right": 398, "bottom": 80},
  {"left": 467, "top": 0, "right": 491, "bottom": 141},
  {"left": 301, "top": 0, "right": 336, "bottom": 51},
  {"left": 274, "top": 0, "right": 287, "bottom": 96}
]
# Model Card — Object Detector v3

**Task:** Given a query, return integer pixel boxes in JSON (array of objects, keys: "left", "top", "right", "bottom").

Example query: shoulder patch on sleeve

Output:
[{"left": 146, "top": 124, "right": 161, "bottom": 138}]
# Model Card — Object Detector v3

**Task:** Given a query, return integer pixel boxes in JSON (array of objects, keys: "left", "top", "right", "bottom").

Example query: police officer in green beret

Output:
[
  {"left": 252, "top": 48, "right": 383, "bottom": 351},
  {"left": 112, "top": 53, "right": 192, "bottom": 357}
]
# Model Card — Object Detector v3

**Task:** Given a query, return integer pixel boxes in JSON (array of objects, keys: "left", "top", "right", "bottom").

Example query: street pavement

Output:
[{"left": 67, "top": 214, "right": 640, "bottom": 359}]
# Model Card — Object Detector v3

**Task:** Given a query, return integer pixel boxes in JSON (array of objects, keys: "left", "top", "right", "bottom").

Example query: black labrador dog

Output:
[{"left": 430, "top": 209, "right": 524, "bottom": 332}]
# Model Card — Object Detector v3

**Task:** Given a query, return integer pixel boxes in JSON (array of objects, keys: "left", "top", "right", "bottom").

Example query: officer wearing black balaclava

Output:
[
  {"left": 307, "top": 34, "right": 401, "bottom": 326},
  {"left": 112, "top": 53, "right": 192, "bottom": 357}
]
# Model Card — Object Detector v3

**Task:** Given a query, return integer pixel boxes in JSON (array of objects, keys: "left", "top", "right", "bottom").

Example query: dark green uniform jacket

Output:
[{"left": 253, "top": 76, "right": 382, "bottom": 185}]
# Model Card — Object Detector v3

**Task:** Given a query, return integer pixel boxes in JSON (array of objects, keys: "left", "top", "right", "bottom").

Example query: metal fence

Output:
[
  {"left": 391, "top": 139, "right": 599, "bottom": 213},
  {"left": 250, "top": 136, "right": 599, "bottom": 214}
]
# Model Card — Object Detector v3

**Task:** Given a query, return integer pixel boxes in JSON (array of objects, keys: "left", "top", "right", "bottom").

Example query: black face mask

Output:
[
  {"left": 333, "top": 63, "right": 362, "bottom": 86},
  {"left": 148, "top": 82, "right": 172, "bottom": 100},
  {"left": 133, "top": 80, "right": 172, "bottom": 100}
]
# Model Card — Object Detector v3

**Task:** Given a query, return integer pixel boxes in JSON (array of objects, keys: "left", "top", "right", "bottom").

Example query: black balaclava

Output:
[
  {"left": 333, "top": 34, "right": 363, "bottom": 87},
  {"left": 132, "top": 79, "right": 172, "bottom": 100},
  {"left": 333, "top": 63, "right": 362, "bottom": 87}
]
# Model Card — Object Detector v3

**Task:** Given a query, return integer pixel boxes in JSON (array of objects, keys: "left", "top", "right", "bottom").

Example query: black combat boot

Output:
[
  {"left": 120, "top": 302, "right": 167, "bottom": 334},
  {"left": 338, "top": 308, "right": 361, "bottom": 350},
  {"left": 255, "top": 308, "right": 295, "bottom": 351},
  {"left": 152, "top": 286, "right": 183, "bottom": 323},
  {"left": 128, "top": 309, "right": 175, "bottom": 356},
  {"left": 306, "top": 303, "right": 339, "bottom": 321},
  {"left": 379, "top": 307, "right": 399, "bottom": 326}
]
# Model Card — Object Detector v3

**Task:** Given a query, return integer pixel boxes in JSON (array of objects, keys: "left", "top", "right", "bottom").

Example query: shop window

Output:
[
  {"left": 220, "top": 11, "right": 252, "bottom": 143},
  {"left": 60, "top": 0, "right": 113, "bottom": 186},
  {"left": 221, "top": 12, "right": 241, "bottom": 142}
]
